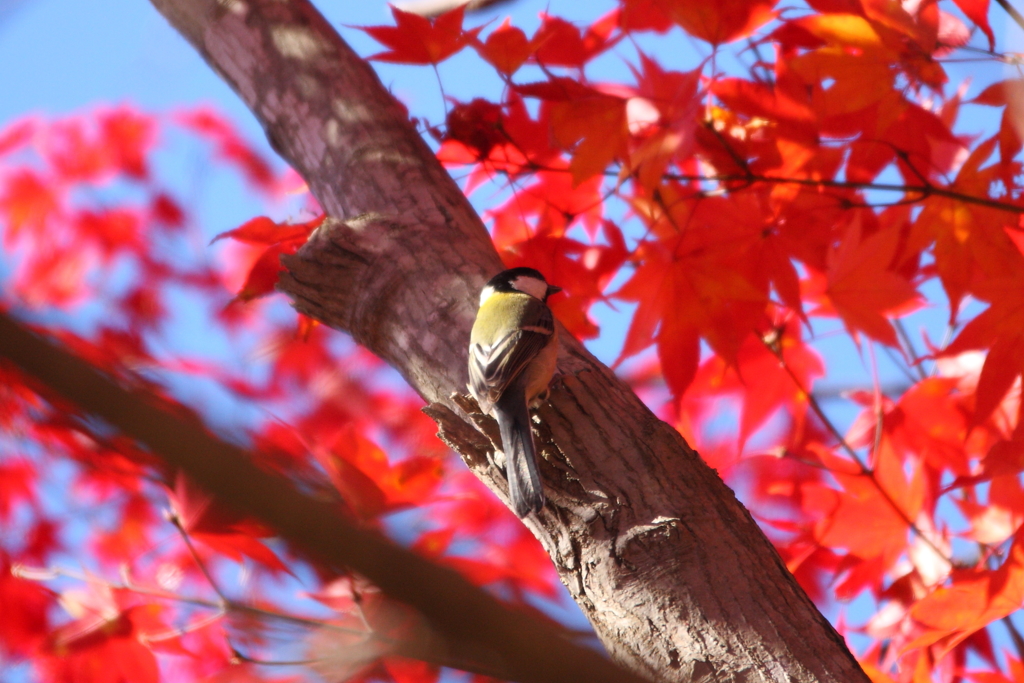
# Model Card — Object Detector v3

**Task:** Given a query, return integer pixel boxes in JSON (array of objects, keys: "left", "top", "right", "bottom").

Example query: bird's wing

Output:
[{"left": 469, "top": 298, "right": 554, "bottom": 413}]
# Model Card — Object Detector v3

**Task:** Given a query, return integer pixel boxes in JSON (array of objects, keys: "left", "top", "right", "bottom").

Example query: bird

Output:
[{"left": 468, "top": 267, "right": 561, "bottom": 517}]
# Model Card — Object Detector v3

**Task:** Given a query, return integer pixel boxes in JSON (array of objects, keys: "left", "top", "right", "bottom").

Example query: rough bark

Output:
[{"left": 147, "top": 1, "right": 871, "bottom": 682}]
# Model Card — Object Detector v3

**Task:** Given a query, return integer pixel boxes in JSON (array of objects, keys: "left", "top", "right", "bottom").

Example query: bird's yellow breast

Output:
[
  {"left": 470, "top": 291, "right": 558, "bottom": 403},
  {"left": 471, "top": 292, "right": 533, "bottom": 342}
]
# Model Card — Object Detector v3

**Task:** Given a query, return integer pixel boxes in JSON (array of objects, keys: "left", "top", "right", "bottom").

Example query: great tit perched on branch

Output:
[{"left": 468, "top": 268, "right": 561, "bottom": 517}]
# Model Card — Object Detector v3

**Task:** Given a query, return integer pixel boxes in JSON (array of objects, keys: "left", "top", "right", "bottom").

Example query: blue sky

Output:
[{"left": 0, "top": 0, "right": 1011, "bottom": 380}]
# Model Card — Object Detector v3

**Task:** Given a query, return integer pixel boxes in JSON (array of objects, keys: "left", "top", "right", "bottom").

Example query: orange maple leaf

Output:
[
  {"left": 659, "top": 0, "right": 778, "bottom": 44},
  {"left": 0, "top": 169, "right": 57, "bottom": 242},
  {"left": 316, "top": 426, "right": 443, "bottom": 519},
  {"left": 817, "top": 438, "right": 924, "bottom": 564},
  {"left": 908, "top": 530, "right": 1024, "bottom": 658}
]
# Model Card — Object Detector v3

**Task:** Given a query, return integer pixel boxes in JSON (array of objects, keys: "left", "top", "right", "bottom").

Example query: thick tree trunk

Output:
[{"left": 147, "top": 1, "right": 870, "bottom": 682}]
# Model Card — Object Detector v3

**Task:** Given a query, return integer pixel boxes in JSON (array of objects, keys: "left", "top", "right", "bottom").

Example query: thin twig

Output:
[
  {"left": 485, "top": 158, "right": 1024, "bottom": 215},
  {"left": 881, "top": 343, "right": 921, "bottom": 385},
  {"left": 448, "top": 128, "right": 1024, "bottom": 217},
  {"left": 432, "top": 63, "right": 450, "bottom": 120},
  {"left": 231, "top": 648, "right": 323, "bottom": 667},
  {"left": 767, "top": 336, "right": 868, "bottom": 469},
  {"left": 141, "top": 609, "right": 226, "bottom": 645},
  {"left": 928, "top": 321, "right": 960, "bottom": 378},
  {"left": 661, "top": 172, "right": 1021, "bottom": 214},
  {"left": 893, "top": 319, "right": 927, "bottom": 381},
  {"left": 994, "top": 0, "right": 1024, "bottom": 34},
  {"left": 868, "top": 343, "right": 885, "bottom": 463},
  {"left": 763, "top": 335, "right": 950, "bottom": 561},
  {"left": 168, "top": 510, "right": 228, "bottom": 604},
  {"left": 891, "top": 148, "right": 937, "bottom": 189},
  {"left": 945, "top": 43, "right": 1017, "bottom": 59},
  {"left": 30, "top": 564, "right": 369, "bottom": 635}
]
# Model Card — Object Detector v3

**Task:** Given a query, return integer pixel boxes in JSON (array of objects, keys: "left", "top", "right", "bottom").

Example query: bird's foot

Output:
[{"left": 529, "top": 388, "right": 551, "bottom": 409}]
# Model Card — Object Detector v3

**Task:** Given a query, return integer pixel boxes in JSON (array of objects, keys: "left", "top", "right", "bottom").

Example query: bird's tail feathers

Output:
[{"left": 495, "top": 390, "right": 545, "bottom": 518}]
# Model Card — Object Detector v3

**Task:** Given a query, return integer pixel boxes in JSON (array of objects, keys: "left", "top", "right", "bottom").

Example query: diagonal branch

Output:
[
  {"left": 144, "top": 1, "right": 871, "bottom": 682},
  {"left": 662, "top": 172, "right": 1022, "bottom": 215},
  {"left": 0, "top": 311, "right": 642, "bottom": 683}
]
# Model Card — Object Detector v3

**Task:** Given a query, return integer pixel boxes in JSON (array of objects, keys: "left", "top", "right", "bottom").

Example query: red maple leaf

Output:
[
  {"left": 214, "top": 214, "right": 324, "bottom": 303},
  {"left": 806, "top": 215, "right": 921, "bottom": 347},
  {"left": 942, "top": 272, "right": 1024, "bottom": 425},
  {"left": 952, "top": 0, "right": 994, "bottom": 49},
  {"left": 529, "top": 11, "right": 621, "bottom": 69},
  {"left": 362, "top": 6, "right": 481, "bottom": 65},
  {"left": 0, "top": 556, "right": 52, "bottom": 657},
  {"left": 167, "top": 473, "right": 291, "bottom": 574},
  {"left": 473, "top": 18, "right": 531, "bottom": 75},
  {"left": 691, "top": 320, "right": 824, "bottom": 446},
  {"left": 41, "top": 586, "right": 164, "bottom": 683}
]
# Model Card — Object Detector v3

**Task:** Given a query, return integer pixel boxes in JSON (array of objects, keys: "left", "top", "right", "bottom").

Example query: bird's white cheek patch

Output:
[{"left": 511, "top": 276, "right": 548, "bottom": 300}]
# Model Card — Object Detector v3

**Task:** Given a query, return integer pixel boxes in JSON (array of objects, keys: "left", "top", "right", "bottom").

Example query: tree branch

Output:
[
  {"left": 144, "top": 1, "right": 870, "bottom": 682},
  {"left": 661, "top": 172, "right": 1021, "bottom": 214},
  {"left": 994, "top": 0, "right": 1024, "bottom": 35},
  {"left": 0, "top": 311, "right": 643, "bottom": 683}
]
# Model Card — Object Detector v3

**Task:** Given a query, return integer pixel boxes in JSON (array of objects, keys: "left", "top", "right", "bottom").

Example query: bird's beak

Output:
[{"left": 547, "top": 284, "right": 563, "bottom": 297}]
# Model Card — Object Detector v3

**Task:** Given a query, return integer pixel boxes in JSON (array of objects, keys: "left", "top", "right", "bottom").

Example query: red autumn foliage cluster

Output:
[
  {"left": 0, "top": 105, "right": 553, "bottom": 683},
  {"left": 2, "top": 0, "right": 1024, "bottom": 682}
]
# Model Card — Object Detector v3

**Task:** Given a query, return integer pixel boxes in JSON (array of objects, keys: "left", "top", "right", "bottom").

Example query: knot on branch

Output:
[
  {"left": 422, "top": 397, "right": 495, "bottom": 470},
  {"left": 278, "top": 213, "right": 410, "bottom": 344}
]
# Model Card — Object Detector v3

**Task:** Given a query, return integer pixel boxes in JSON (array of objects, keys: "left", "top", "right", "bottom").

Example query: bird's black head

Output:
[{"left": 485, "top": 267, "right": 562, "bottom": 301}]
